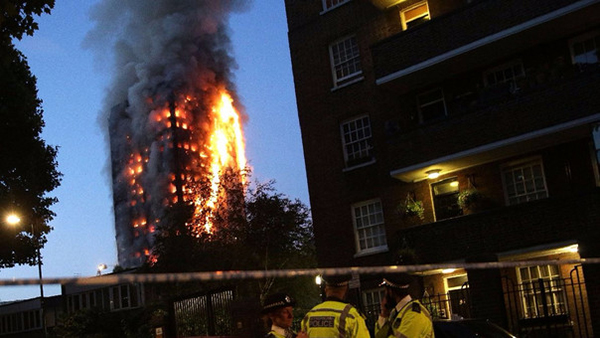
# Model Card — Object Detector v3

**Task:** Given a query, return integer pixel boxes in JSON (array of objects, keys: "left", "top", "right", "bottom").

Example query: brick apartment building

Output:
[{"left": 285, "top": 0, "right": 600, "bottom": 336}]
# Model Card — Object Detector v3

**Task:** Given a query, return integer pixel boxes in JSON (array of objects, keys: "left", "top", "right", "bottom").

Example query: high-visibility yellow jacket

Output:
[
  {"left": 265, "top": 325, "right": 297, "bottom": 338},
  {"left": 266, "top": 330, "right": 287, "bottom": 338},
  {"left": 301, "top": 299, "right": 370, "bottom": 337},
  {"left": 374, "top": 300, "right": 434, "bottom": 338}
]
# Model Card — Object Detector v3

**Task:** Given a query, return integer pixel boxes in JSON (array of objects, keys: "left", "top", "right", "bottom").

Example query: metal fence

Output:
[
  {"left": 503, "top": 265, "right": 592, "bottom": 338},
  {"left": 173, "top": 289, "right": 234, "bottom": 337},
  {"left": 408, "top": 266, "right": 592, "bottom": 338}
]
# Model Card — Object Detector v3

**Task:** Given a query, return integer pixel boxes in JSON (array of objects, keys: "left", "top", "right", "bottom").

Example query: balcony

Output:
[
  {"left": 372, "top": 0, "right": 600, "bottom": 88},
  {"left": 395, "top": 189, "right": 600, "bottom": 263},
  {"left": 388, "top": 67, "right": 600, "bottom": 182}
]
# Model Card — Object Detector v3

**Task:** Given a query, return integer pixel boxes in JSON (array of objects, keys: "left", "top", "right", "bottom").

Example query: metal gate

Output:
[
  {"left": 364, "top": 265, "right": 592, "bottom": 337},
  {"left": 503, "top": 265, "right": 592, "bottom": 338},
  {"left": 173, "top": 289, "right": 234, "bottom": 337}
]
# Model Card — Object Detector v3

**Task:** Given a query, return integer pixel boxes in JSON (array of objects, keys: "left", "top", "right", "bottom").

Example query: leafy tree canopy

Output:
[
  {"left": 0, "top": 0, "right": 54, "bottom": 41},
  {"left": 0, "top": 0, "right": 60, "bottom": 268},
  {"left": 149, "top": 171, "right": 317, "bottom": 301}
]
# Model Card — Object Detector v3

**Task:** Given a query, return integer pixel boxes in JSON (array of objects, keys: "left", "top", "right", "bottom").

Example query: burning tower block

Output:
[
  {"left": 109, "top": 90, "right": 246, "bottom": 268},
  {"left": 94, "top": 1, "right": 248, "bottom": 268}
]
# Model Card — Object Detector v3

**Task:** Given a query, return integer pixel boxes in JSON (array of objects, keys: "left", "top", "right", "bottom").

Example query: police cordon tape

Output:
[{"left": 2, "top": 258, "right": 599, "bottom": 286}]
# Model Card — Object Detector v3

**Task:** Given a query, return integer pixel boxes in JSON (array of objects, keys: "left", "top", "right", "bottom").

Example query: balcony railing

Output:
[
  {"left": 395, "top": 190, "right": 600, "bottom": 264},
  {"left": 372, "top": 0, "right": 595, "bottom": 81},
  {"left": 386, "top": 67, "right": 600, "bottom": 170}
]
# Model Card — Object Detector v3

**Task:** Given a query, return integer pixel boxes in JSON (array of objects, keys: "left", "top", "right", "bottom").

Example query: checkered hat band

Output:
[
  {"left": 263, "top": 298, "right": 293, "bottom": 311},
  {"left": 381, "top": 278, "right": 409, "bottom": 289}
]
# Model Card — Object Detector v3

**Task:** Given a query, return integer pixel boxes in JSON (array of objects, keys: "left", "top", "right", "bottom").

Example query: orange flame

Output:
[
  {"left": 124, "top": 87, "right": 246, "bottom": 252},
  {"left": 193, "top": 90, "right": 246, "bottom": 233}
]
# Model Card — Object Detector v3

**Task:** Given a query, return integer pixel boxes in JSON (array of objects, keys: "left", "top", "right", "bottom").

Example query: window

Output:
[
  {"left": 401, "top": 2, "right": 430, "bottom": 30},
  {"left": 329, "top": 36, "right": 363, "bottom": 88},
  {"left": 121, "top": 285, "right": 130, "bottom": 308},
  {"left": 484, "top": 60, "right": 525, "bottom": 92},
  {"left": 109, "top": 284, "right": 142, "bottom": 311},
  {"left": 417, "top": 88, "right": 447, "bottom": 123},
  {"left": 445, "top": 274, "right": 470, "bottom": 319},
  {"left": 362, "top": 288, "right": 386, "bottom": 321},
  {"left": 502, "top": 158, "right": 548, "bottom": 205},
  {"left": 111, "top": 286, "right": 121, "bottom": 310},
  {"left": 517, "top": 265, "right": 567, "bottom": 318},
  {"left": 322, "top": 0, "right": 350, "bottom": 11},
  {"left": 72, "top": 294, "right": 81, "bottom": 311},
  {"left": 352, "top": 199, "right": 388, "bottom": 255},
  {"left": 341, "top": 116, "right": 373, "bottom": 167},
  {"left": 432, "top": 178, "right": 461, "bottom": 221},
  {"left": 569, "top": 30, "right": 600, "bottom": 65}
]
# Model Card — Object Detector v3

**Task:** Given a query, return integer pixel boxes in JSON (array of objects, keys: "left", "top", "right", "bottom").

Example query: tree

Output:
[
  {"left": 63, "top": 172, "right": 316, "bottom": 337},
  {"left": 0, "top": 0, "right": 55, "bottom": 41},
  {"left": 0, "top": 0, "right": 60, "bottom": 268},
  {"left": 150, "top": 170, "right": 318, "bottom": 300},
  {"left": 152, "top": 174, "right": 315, "bottom": 268},
  {"left": 238, "top": 180, "right": 316, "bottom": 299}
]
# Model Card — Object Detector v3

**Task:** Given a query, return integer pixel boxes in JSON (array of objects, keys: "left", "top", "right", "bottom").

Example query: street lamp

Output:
[
  {"left": 4, "top": 213, "right": 47, "bottom": 337},
  {"left": 97, "top": 263, "right": 107, "bottom": 276},
  {"left": 5, "top": 214, "right": 20, "bottom": 225}
]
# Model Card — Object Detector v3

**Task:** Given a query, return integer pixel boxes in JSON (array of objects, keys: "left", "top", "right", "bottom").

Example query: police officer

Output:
[
  {"left": 262, "top": 293, "right": 308, "bottom": 338},
  {"left": 374, "top": 274, "right": 434, "bottom": 338},
  {"left": 301, "top": 274, "right": 370, "bottom": 337}
]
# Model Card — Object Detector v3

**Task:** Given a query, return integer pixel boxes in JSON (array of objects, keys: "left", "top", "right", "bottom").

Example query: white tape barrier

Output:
[{"left": 1, "top": 258, "right": 599, "bottom": 287}]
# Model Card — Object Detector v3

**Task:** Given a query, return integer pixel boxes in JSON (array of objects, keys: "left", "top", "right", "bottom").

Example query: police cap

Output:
[
  {"left": 379, "top": 273, "right": 413, "bottom": 289},
  {"left": 261, "top": 293, "right": 296, "bottom": 314}
]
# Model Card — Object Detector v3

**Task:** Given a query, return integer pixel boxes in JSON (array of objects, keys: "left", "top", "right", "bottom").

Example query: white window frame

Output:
[
  {"left": 109, "top": 284, "right": 143, "bottom": 311},
  {"left": 569, "top": 30, "right": 600, "bottom": 65},
  {"left": 443, "top": 273, "right": 469, "bottom": 319},
  {"left": 362, "top": 288, "right": 386, "bottom": 319},
  {"left": 329, "top": 35, "right": 363, "bottom": 89},
  {"left": 400, "top": 1, "right": 430, "bottom": 30},
  {"left": 341, "top": 115, "right": 374, "bottom": 168},
  {"left": 321, "top": 0, "right": 351, "bottom": 13},
  {"left": 501, "top": 157, "right": 548, "bottom": 206},
  {"left": 417, "top": 88, "right": 447, "bottom": 123},
  {"left": 444, "top": 273, "right": 469, "bottom": 292},
  {"left": 352, "top": 199, "right": 388, "bottom": 256},
  {"left": 517, "top": 264, "right": 567, "bottom": 319},
  {"left": 431, "top": 177, "right": 461, "bottom": 221},
  {"left": 483, "top": 59, "right": 525, "bottom": 92}
]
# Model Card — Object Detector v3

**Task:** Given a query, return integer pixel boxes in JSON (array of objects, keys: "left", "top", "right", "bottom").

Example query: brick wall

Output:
[{"left": 372, "top": 0, "right": 585, "bottom": 78}]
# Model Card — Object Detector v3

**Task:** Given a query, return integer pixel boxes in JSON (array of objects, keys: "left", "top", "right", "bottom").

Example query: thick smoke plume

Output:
[{"left": 85, "top": 0, "right": 250, "bottom": 268}]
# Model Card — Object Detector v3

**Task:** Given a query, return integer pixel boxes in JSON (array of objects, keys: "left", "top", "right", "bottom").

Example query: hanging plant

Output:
[
  {"left": 398, "top": 193, "right": 425, "bottom": 220},
  {"left": 457, "top": 175, "right": 485, "bottom": 210},
  {"left": 457, "top": 188, "right": 483, "bottom": 209}
]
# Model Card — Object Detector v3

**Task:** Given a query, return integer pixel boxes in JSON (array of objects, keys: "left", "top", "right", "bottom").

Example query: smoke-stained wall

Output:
[{"left": 86, "top": 0, "right": 251, "bottom": 268}]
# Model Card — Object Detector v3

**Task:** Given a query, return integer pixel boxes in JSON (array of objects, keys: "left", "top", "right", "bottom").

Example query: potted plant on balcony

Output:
[
  {"left": 398, "top": 193, "right": 425, "bottom": 221},
  {"left": 457, "top": 188, "right": 483, "bottom": 213}
]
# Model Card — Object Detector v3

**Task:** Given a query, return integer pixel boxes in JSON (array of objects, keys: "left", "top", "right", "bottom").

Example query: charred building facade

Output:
[
  {"left": 109, "top": 99, "right": 192, "bottom": 268},
  {"left": 101, "top": 2, "right": 247, "bottom": 269},
  {"left": 285, "top": 0, "right": 600, "bottom": 335},
  {"left": 109, "top": 91, "right": 245, "bottom": 269}
]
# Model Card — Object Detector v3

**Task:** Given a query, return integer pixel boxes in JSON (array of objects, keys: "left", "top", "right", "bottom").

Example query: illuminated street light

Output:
[
  {"left": 5, "top": 213, "right": 21, "bottom": 225},
  {"left": 97, "top": 263, "right": 108, "bottom": 276},
  {"left": 4, "top": 212, "right": 47, "bottom": 337}
]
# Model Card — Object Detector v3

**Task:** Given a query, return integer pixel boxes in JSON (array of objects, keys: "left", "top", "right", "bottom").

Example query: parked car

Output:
[{"left": 434, "top": 319, "right": 516, "bottom": 338}]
